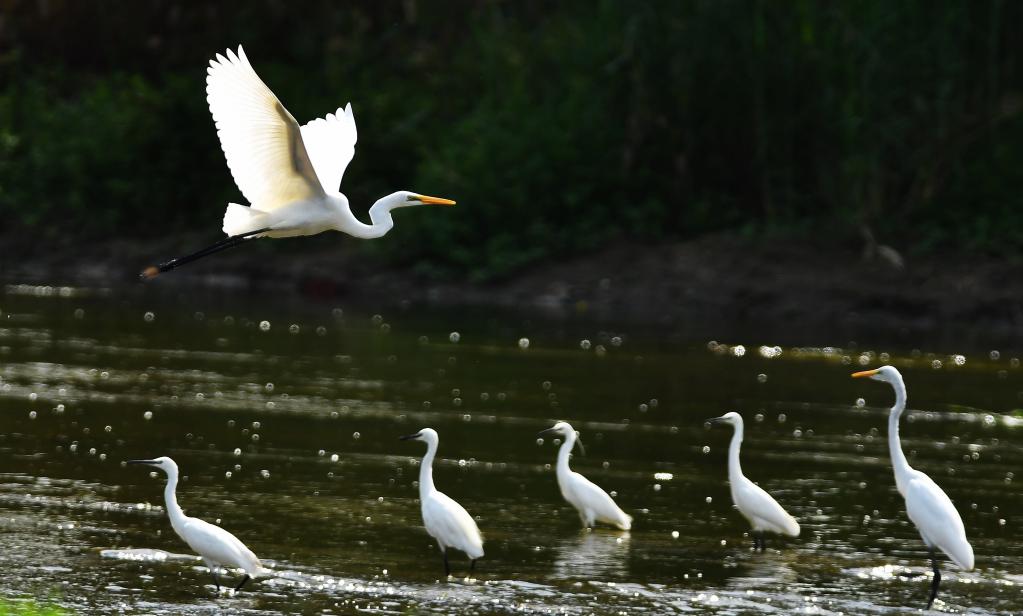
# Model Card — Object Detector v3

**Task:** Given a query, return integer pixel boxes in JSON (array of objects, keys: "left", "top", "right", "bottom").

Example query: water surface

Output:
[{"left": 1, "top": 284, "right": 1020, "bottom": 614}]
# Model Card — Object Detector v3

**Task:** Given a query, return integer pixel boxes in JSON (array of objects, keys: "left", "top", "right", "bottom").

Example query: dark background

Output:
[{"left": 2, "top": 1, "right": 1022, "bottom": 282}]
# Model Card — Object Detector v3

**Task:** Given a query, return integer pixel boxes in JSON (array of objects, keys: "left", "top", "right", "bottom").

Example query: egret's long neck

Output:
[
  {"left": 419, "top": 440, "right": 438, "bottom": 498},
  {"left": 331, "top": 193, "right": 399, "bottom": 239},
  {"left": 727, "top": 421, "right": 745, "bottom": 485},
  {"left": 887, "top": 375, "right": 913, "bottom": 494},
  {"left": 555, "top": 431, "right": 576, "bottom": 481},
  {"left": 162, "top": 468, "right": 187, "bottom": 533}
]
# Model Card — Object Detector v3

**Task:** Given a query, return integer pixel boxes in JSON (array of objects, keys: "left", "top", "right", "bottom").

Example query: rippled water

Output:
[{"left": 1, "top": 284, "right": 1020, "bottom": 614}]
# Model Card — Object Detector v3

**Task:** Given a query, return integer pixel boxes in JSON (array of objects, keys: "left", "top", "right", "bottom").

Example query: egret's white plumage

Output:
[
  {"left": 141, "top": 45, "right": 454, "bottom": 278},
  {"left": 401, "top": 428, "right": 484, "bottom": 576},
  {"left": 539, "top": 422, "right": 632, "bottom": 530},
  {"left": 852, "top": 366, "right": 974, "bottom": 608},
  {"left": 128, "top": 456, "right": 263, "bottom": 592},
  {"left": 708, "top": 412, "right": 799, "bottom": 549}
]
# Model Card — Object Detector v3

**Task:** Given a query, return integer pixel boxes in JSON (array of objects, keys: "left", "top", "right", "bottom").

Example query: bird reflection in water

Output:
[{"left": 551, "top": 531, "right": 631, "bottom": 581}]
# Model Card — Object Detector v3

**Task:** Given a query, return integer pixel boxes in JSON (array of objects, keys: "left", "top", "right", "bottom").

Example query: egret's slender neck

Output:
[
  {"left": 330, "top": 193, "right": 402, "bottom": 239},
  {"left": 418, "top": 439, "right": 438, "bottom": 497},
  {"left": 161, "top": 467, "right": 187, "bottom": 533},
  {"left": 342, "top": 193, "right": 408, "bottom": 239},
  {"left": 727, "top": 420, "right": 745, "bottom": 485},
  {"left": 886, "top": 375, "right": 913, "bottom": 494},
  {"left": 366, "top": 197, "right": 398, "bottom": 237},
  {"left": 555, "top": 431, "right": 577, "bottom": 480}
]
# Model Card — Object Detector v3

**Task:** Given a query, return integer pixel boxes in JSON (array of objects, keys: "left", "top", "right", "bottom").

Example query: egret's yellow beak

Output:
[
  {"left": 417, "top": 194, "right": 456, "bottom": 206},
  {"left": 851, "top": 369, "right": 879, "bottom": 378}
]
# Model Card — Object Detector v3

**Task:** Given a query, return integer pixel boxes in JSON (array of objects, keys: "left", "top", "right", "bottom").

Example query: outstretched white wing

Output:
[
  {"left": 301, "top": 103, "right": 358, "bottom": 193},
  {"left": 206, "top": 46, "right": 324, "bottom": 210}
]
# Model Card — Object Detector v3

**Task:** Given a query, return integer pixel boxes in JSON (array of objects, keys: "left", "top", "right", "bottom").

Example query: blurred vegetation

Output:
[
  {"left": 1, "top": 1, "right": 1022, "bottom": 279},
  {"left": 0, "top": 598, "right": 66, "bottom": 616}
]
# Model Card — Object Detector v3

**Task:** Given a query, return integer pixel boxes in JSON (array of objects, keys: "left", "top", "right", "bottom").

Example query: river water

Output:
[{"left": 0, "top": 283, "right": 1020, "bottom": 614}]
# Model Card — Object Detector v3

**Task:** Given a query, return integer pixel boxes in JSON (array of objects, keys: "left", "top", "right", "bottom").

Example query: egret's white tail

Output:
[
  {"left": 222, "top": 203, "right": 268, "bottom": 237},
  {"left": 464, "top": 538, "right": 485, "bottom": 561},
  {"left": 601, "top": 508, "right": 632, "bottom": 531}
]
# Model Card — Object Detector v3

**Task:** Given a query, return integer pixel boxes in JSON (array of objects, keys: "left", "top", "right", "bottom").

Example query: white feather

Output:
[
  {"left": 301, "top": 103, "right": 358, "bottom": 193},
  {"left": 854, "top": 365, "right": 976, "bottom": 578},
  {"left": 405, "top": 428, "right": 484, "bottom": 567},
  {"left": 206, "top": 46, "right": 324, "bottom": 211},
  {"left": 131, "top": 456, "right": 265, "bottom": 587},
  {"left": 904, "top": 471, "right": 974, "bottom": 570},
  {"left": 559, "top": 470, "right": 632, "bottom": 530},
  {"left": 221, "top": 202, "right": 268, "bottom": 237},
  {"left": 713, "top": 412, "right": 800, "bottom": 539},
  {"left": 178, "top": 516, "right": 264, "bottom": 576},
  {"left": 731, "top": 475, "right": 800, "bottom": 536},
  {"left": 423, "top": 491, "right": 485, "bottom": 559},
  {"left": 545, "top": 422, "right": 632, "bottom": 531}
]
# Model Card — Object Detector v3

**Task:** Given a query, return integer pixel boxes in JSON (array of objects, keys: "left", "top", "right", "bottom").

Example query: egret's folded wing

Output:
[
  {"left": 904, "top": 474, "right": 973, "bottom": 569},
  {"left": 301, "top": 103, "right": 358, "bottom": 193},
  {"left": 206, "top": 46, "right": 324, "bottom": 210},
  {"left": 734, "top": 480, "right": 800, "bottom": 536}
]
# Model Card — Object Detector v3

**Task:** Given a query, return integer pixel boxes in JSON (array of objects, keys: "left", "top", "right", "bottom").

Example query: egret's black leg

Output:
[
  {"left": 139, "top": 228, "right": 269, "bottom": 280},
  {"left": 760, "top": 533, "right": 767, "bottom": 552},
  {"left": 234, "top": 574, "right": 251, "bottom": 592},
  {"left": 752, "top": 532, "right": 764, "bottom": 552},
  {"left": 442, "top": 550, "right": 451, "bottom": 577},
  {"left": 210, "top": 568, "right": 221, "bottom": 591},
  {"left": 926, "top": 551, "right": 942, "bottom": 609},
  {"left": 470, "top": 559, "right": 477, "bottom": 575}
]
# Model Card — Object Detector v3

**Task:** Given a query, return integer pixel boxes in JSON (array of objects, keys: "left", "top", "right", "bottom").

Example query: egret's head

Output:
[
  {"left": 851, "top": 365, "right": 902, "bottom": 384},
  {"left": 126, "top": 456, "right": 178, "bottom": 475},
  {"left": 537, "top": 421, "right": 574, "bottom": 438},
  {"left": 394, "top": 191, "right": 456, "bottom": 209},
  {"left": 399, "top": 427, "right": 439, "bottom": 446},
  {"left": 537, "top": 421, "right": 584, "bottom": 454},
  {"left": 706, "top": 411, "right": 743, "bottom": 427}
]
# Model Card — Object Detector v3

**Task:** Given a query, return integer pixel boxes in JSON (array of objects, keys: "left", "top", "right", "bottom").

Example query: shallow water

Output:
[{"left": 0, "top": 283, "right": 1020, "bottom": 614}]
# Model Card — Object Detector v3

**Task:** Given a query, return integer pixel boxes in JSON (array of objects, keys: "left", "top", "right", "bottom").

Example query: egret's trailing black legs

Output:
[
  {"left": 234, "top": 574, "right": 251, "bottom": 592},
  {"left": 442, "top": 550, "right": 451, "bottom": 577},
  {"left": 139, "top": 228, "right": 269, "bottom": 280},
  {"left": 470, "top": 559, "right": 476, "bottom": 575},
  {"left": 926, "top": 551, "right": 942, "bottom": 609},
  {"left": 760, "top": 533, "right": 767, "bottom": 552}
]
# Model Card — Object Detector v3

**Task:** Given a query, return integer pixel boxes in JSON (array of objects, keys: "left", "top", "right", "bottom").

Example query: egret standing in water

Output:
[
  {"left": 706, "top": 412, "right": 800, "bottom": 550},
  {"left": 538, "top": 421, "right": 632, "bottom": 530},
  {"left": 140, "top": 45, "right": 455, "bottom": 279},
  {"left": 400, "top": 428, "right": 484, "bottom": 577},
  {"left": 127, "top": 457, "right": 264, "bottom": 592},
  {"left": 852, "top": 366, "right": 974, "bottom": 609}
]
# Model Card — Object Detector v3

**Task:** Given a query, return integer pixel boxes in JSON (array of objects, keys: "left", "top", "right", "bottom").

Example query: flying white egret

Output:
[
  {"left": 706, "top": 412, "right": 800, "bottom": 550},
  {"left": 538, "top": 421, "right": 632, "bottom": 530},
  {"left": 140, "top": 45, "right": 455, "bottom": 279},
  {"left": 852, "top": 366, "right": 974, "bottom": 609},
  {"left": 400, "top": 428, "right": 484, "bottom": 577},
  {"left": 127, "top": 457, "right": 264, "bottom": 592}
]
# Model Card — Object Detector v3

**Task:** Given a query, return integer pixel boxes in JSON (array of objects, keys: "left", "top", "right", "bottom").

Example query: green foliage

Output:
[
  {"left": 1, "top": 1, "right": 1022, "bottom": 278},
  {"left": 0, "top": 598, "right": 67, "bottom": 616}
]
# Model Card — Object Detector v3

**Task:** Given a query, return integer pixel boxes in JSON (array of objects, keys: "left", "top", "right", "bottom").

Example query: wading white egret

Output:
[
  {"left": 707, "top": 412, "right": 800, "bottom": 550},
  {"left": 127, "top": 457, "right": 264, "bottom": 592},
  {"left": 852, "top": 366, "right": 974, "bottom": 609},
  {"left": 400, "top": 428, "right": 484, "bottom": 576},
  {"left": 538, "top": 421, "right": 632, "bottom": 530},
  {"left": 140, "top": 45, "right": 455, "bottom": 279}
]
